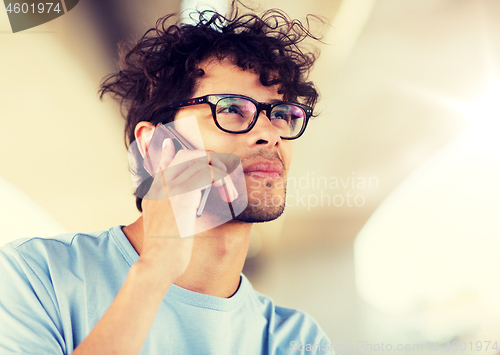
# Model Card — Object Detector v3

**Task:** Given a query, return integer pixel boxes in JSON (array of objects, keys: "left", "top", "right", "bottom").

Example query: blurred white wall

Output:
[
  {"left": 0, "top": 8, "right": 140, "bottom": 235},
  {"left": 0, "top": 176, "right": 66, "bottom": 245}
]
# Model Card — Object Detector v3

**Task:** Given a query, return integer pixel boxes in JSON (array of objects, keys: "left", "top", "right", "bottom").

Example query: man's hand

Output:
[
  {"left": 139, "top": 138, "right": 237, "bottom": 284},
  {"left": 72, "top": 138, "right": 237, "bottom": 355}
]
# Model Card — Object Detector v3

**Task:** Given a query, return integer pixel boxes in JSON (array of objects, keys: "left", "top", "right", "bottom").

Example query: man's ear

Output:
[{"left": 134, "top": 121, "right": 156, "bottom": 159}]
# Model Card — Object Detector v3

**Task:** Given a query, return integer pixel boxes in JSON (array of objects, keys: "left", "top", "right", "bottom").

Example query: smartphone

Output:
[{"left": 151, "top": 124, "right": 212, "bottom": 218}]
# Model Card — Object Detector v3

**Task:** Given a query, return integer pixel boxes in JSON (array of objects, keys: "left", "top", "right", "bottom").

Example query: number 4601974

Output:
[
  {"left": 5, "top": 3, "right": 61, "bottom": 14},
  {"left": 443, "top": 341, "right": 498, "bottom": 352}
]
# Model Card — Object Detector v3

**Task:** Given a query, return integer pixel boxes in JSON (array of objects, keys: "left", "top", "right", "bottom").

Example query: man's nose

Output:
[{"left": 246, "top": 110, "right": 281, "bottom": 147}]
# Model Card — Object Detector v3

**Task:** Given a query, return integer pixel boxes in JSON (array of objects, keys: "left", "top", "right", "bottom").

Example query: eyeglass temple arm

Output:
[{"left": 165, "top": 96, "right": 209, "bottom": 110}]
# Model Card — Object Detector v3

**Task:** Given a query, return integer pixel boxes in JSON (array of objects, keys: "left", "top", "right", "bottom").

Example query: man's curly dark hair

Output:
[{"left": 99, "top": 3, "right": 322, "bottom": 212}]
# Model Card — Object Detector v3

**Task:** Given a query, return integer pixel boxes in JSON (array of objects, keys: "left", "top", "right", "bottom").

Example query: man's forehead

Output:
[{"left": 195, "top": 58, "right": 282, "bottom": 101}]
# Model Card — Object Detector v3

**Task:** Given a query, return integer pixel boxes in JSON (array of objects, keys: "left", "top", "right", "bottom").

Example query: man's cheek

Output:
[{"left": 282, "top": 143, "right": 292, "bottom": 170}]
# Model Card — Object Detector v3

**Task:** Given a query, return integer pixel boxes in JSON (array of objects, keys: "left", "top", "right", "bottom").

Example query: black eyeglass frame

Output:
[{"left": 150, "top": 94, "right": 313, "bottom": 140}]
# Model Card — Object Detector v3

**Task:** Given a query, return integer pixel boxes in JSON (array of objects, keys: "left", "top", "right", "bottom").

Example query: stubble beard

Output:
[
  {"left": 201, "top": 150, "right": 288, "bottom": 224},
  {"left": 199, "top": 175, "right": 286, "bottom": 224},
  {"left": 233, "top": 176, "right": 287, "bottom": 223}
]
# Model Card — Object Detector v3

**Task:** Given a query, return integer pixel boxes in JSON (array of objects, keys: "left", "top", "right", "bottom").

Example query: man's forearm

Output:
[{"left": 72, "top": 261, "right": 172, "bottom": 355}]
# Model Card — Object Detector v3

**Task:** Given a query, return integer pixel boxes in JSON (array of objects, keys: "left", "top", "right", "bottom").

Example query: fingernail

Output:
[{"left": 162, "top": 139, "right": 169, "bottom": 149}]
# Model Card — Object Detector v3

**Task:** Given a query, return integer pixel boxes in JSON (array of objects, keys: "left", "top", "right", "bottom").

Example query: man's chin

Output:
[{"left": 233, "top": 202, "right": 285, "bottom": 223}]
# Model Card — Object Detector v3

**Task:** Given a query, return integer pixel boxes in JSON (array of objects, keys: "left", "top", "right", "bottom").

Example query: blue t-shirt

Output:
[{"left": 0, "top": 226, "right": 333, "bottom": 355}]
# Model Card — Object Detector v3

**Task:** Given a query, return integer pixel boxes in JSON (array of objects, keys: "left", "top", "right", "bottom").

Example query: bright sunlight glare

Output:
[{"left": 452, "top": 80, "right": 500, "bottom": 138}]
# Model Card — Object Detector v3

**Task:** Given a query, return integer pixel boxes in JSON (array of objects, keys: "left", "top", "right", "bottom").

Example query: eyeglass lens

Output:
[{"left": 215, "top": 97, "right": 305, "bottom": 138}]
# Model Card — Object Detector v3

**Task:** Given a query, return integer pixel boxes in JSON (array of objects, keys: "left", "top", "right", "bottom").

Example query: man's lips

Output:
[{"left": 243, "top": 161, "right": 283, "bottom": 179}]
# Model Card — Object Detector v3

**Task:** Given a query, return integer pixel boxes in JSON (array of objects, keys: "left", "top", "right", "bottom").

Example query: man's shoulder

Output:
[
  {"left": 1, "top": 228, "right": 110, "bottom": 261},
  {"left": 244, "top": 280, "right": 332, "bottom": 353},
  {"left": 0, "top": 227, "right": 124, "bottom": 355},
  {"left": 0, "top": 227, "right": 121, "bottom": 280},
  {"left": 250, "top": 286, "right": 319, "bottom": 323}
]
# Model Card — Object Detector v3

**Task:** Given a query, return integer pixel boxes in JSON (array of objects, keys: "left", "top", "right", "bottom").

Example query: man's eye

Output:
[
  {"left": 218, "top": 105, "right": 242, "bottom": 115},
  {"left": 271, "top": 110, "right": 290, "bottom": 122}
]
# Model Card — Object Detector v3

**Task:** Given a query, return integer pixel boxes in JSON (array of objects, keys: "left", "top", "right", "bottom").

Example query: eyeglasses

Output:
[{"left": 151, "top": 94, "right": 313, "bottom": 140}]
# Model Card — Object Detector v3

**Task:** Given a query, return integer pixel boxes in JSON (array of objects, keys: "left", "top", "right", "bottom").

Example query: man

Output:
[{"left": 0, "top": 6, "right": 332, "bottom": 355}]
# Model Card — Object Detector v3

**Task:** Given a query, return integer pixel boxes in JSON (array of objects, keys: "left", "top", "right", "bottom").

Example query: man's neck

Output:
[{"left": 122, "top": 216, "right": 253, "bottom": 298}]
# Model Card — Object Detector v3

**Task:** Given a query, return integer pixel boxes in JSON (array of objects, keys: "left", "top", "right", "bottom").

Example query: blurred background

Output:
[{"left": 1, "top": 0, "right": 499, "bottom": 353}]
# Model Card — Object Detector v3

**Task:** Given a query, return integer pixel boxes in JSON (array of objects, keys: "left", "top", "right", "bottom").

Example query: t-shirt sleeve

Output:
[
  {"left": 0, "top": 243, "right": 66, "bottom": 355},
  {"left": 317, "top": 334, "right": 336, "bottom": 355},
  {"left": 273, "top": 305, "right": 336, "bottom": 355}
]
